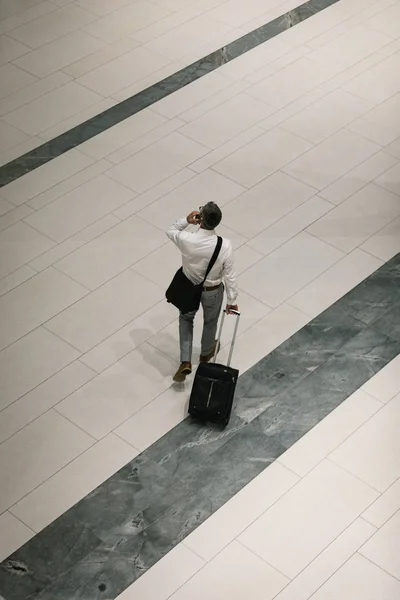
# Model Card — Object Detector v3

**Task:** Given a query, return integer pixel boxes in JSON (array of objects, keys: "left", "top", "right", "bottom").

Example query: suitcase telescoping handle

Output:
[{"left": 213, "top": 309, "right": 241, "bottom": 367}]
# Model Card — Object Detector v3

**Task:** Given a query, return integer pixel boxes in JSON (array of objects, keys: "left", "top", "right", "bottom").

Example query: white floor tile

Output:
[
  {"left": 312, "top": 23, "right": 392, "bottom": 68},
  {"left": 169, "top": 541, "right": 289, "bottom": 600},
  {"left": 106, "top": 117, "right": 185, "bottom": 165},
  {"left": 62, "top": 37, "right": 140, "bottom": 78},
  {"left": 245, "top": 45, "right": 311, "bottom": 85},
  {"left": 246, "top": 56, "right": 338, "bottom": 109},
  {"left": 361, "top": 216, "right": 400, "bottom": 261},
  {"left": 12, "top": 30, "right": 105, "bottom": 77},
  {"left": 278, "top": 390, "right": 382, "bottom": 477},
  {"left": 0, "top": 149, "right": 94, "bottom": 206},
  {"left": 143, "top": 13, "right": 232, "bottom": 62},
  {"left": 318, "top": 150, "right": 398, "bottom": 205},
  {"left": 330, "top": 393, "right": 400, "bottom": 492},
  {"left": 0, "top": 195, "right": 14, "bottom": 216},
  {"left": 0, "top": 33, "right": 30, "bottom": 65},
  {"left": 0, "top": 63, "right": 37, "bottom": 100},
  {"left": 385, "top": 136, "right": 400, "bottom": 160},
  {"left": 283, "top": 129, "right": 381, "bottom": 190},
  {"left": 0, "top": 267, "right": 88, "bottom": 351},
  {"left": 55, "top": 215, "right": 166, "bottom": 289},
  {"left": 0, "top": 327, "right": 79, "bottom": 411},
  {"left": 116, "top": 544, "right": 204, "bottom": 600},
  {"left": 364, "top": 2, "right": 400, "bottom": 39},
  {"left": 80, "top": 299, "right": 176, "bottom": 373},
  {"left": 0, "top": 360, "right": 95, "bottom": 444},
  {"left": 281, "top": 89, "right": 373, "bottom": 144},
  {"left": 288, "top": 249, "right": 383, "bottom": 317},
  {"left": 0, "top": 205, "right": 34, "bottom": 233},
  {"left": 213, "top": 127, "right": 312, "bottom": 188},
  {"left": 273, "top": 518, "right": 377, "bottom": 600},
  {"left": 107, "top": 132, "right": 208, "bottom": 194},
  {"left": 0, "top": 221, "right": 55, "bottom": 279},
  {"left": 56, "top": 342, "right": 175, "bottom": 439},
  {"left": 222, "top": 170, "right": 317, "bottom": 238},
  {"left": 26, "top": 159, "right": 111, "bottom": 211},
  {"left": 3, "top": 81, "right": 104, "bottom": 136},
  {"left": 308, "top": 183, "right": 400, "bottom": 253},
  {"left": 114, "top": 169, "right": 195, "bottom": 220},
  {"left": 248, "top": 196, "right": 333, "bottom": 256},
  {"left": 239, "top": 232, "right": 343, "bottom": 308},
  {"left": 79, "top": 109, "right": 167, "bottom": 160},
  {"left": 82, "top": 1, "right": 170, "bottom": 42},
  {"left": 362, "top": 355, "right": 400, "bottom": 404},
  {"left": 0, "top": 409, "right": 93, "bottom": 513},
  {"left": 179, "top": 80, "right": 250, "bottom": 123},
  {"left": 24, "top": 175, "right": 134, "bottom": 242},
  {"left": 0, "top": 512, "right": 34, "bottom": 562},
  {"left": 349, "top": 93, "right": 400, "bottom": 146},
  {"left": 311, "top": 553, "right": 400, "bottom": 600},
  {"left": 363, "top": 478, "right": 400, "bottom": 528},
  {"left": 114, "top": 383, "right": 189, "bottom": 451},
  {"left": 189, "top": 124, "right": 264, "bottom": 174},
  {"left": 233, "top": 243, "right": 263, "bottom": 274},
  {"left": 178, "top": 93, "right": 274, "bottom": 149},
  {"left": 137, "top": 170, "right": 245, "bottom": 231},
  {"left": 239, "top": 459, "right": 378, "bottom": 579},
  {"left": 184, "top": 462, "right": 299, "bottom": 561},
  {"left": 0, "top": 1, "right": 57, "bottom": 36},
  {"left": 0, "top": 265, "right": 36, "bottom": 297},
  {"left": 29, "top": 214, "right": 120, "bottom": 272},
  {"left": 8, "top": 4, "right": 96, "bottom": 48},
  {"left": 0, "top": 71, "right": 71, "bottom": 118},
  {"left": 10, "top": 433, "right": 138, "bottom": 533},
  {"left": 344, "top": 53, "right": 400, "bottom": 104},
  {"left": 46, "top": 269, "right": 162, "bottom": 353},
  {"left": 207, "top": 0, "right": 281, "bottom": 28},
  {"left": 375, "top": 161, "right": 400, "bottom": 196},
  {"left": 76, "top": 45, "right": 170, "bottom": 97},
  {"left": 0, "top": 120, "right": 31, "bottom": 154}
]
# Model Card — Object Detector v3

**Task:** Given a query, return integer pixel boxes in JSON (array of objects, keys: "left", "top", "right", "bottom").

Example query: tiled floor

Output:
[{"left": 1, "top": 0, "right": 400, "bottom": 598}]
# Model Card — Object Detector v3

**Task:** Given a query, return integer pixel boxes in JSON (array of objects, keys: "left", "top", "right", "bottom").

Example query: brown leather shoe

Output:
[
  {"left": 200, "top": 341, "right": 220, "bottom": 363},
  {"left": 173, "top": 362, "right": 192, "bottom": 382}
]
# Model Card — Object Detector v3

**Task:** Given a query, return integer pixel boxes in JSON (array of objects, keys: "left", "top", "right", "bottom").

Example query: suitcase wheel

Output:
[{"left": 220, "top": 416, "right": 230, "bottom": 430}]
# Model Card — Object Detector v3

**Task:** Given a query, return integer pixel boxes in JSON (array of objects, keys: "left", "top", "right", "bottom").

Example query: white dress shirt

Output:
[{"left": 166, "top": 218, "right": 238, "bottom": 305}]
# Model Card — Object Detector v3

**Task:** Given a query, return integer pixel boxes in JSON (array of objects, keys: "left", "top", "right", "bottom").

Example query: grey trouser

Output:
[{"left": 179, "top": 284, "right": 224, "bottom": 363}]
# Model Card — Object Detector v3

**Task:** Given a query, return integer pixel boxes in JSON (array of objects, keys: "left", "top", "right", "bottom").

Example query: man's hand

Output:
[
  {"left": 226, "top": 304, "right": 239, "bottom": 315},
  {"left": 187, "top": 210, "right": 200, "bottom": 225}
]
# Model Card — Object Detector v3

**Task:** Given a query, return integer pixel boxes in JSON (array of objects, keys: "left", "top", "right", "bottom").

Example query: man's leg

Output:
[
  {"left": 179, "top": 309, "right": 196, "bottom": 363},
  {"left": 200, "top": 284, "right": 224, "bottom": 361},
  {"left": 174, "top": 309, "right": 196, "bottom": 381}
]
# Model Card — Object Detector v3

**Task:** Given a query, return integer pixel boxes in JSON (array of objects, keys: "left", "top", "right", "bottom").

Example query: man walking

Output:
[{"left": 166, "top": 201, "right": 238, "bottom": 382}]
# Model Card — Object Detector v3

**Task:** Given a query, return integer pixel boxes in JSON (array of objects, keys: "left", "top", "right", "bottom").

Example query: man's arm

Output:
[
  {"left": 222, "top": 241, "right": 238, "bottom": 311},
  {"left": 166, "top": 211, "right": 200, "bottom": 248}
]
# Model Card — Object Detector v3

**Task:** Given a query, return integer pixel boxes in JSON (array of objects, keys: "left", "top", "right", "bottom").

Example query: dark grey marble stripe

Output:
[
  {"left": 1, "top": 252, "right": 400, "bottom": 600},
  {"left": 0, "top": 0, "right": 341, "bottom": 188}
]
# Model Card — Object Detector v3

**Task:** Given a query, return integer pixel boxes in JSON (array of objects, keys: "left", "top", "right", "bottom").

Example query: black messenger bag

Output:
[{"left": 166, "top": 236, "right": 222, "bottom": 314}]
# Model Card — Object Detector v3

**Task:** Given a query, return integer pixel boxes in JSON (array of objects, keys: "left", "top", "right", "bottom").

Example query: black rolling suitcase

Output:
[{"left": 188, "top": 309, "right": 240, "bottom": 429}]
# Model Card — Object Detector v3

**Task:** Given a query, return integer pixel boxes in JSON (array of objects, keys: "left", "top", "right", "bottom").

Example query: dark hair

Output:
[{"left": 201, "top": 202, "right": 222, "bottom": 230}]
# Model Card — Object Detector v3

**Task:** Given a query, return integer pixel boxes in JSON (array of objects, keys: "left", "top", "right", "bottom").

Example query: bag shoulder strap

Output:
[{"left": 202, "top": 236, "right": 222, "bottom": 284}]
